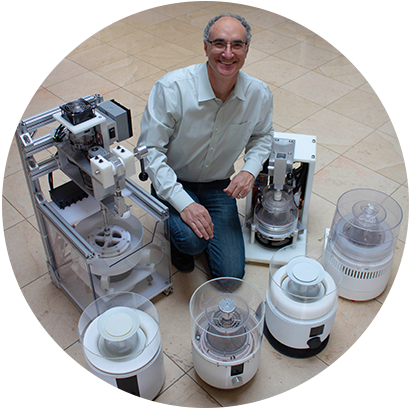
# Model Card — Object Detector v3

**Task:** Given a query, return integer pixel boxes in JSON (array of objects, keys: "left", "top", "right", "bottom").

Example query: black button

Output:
[{"left": 310, "top": 324, "right": 324, "bottom": 337}]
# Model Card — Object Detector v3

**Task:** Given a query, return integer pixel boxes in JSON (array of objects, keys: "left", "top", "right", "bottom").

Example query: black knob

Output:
[
  {"left": 139, "top": 158, "right": 149, "bottom": 181},
  {"left": 139, "top": 172, "right": 149, "bottom": 181},
  {"left": 307, "top": 337, "right": 322, "bottom": 349}
]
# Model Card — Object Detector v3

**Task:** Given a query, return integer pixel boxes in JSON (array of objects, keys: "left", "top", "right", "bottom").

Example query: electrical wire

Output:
[{"left": 53, "top": 124, "right": 66, "bottom": 142}]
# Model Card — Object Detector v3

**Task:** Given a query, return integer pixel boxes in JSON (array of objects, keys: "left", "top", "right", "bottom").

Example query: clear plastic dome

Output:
[
  {"left": 79, "top": 292, "right": 160, "bottom": 363},
  {"left": 326, "top": 188, "right": 403, "bottom": 263},
  {"left": 190, "top": 278, "right": 264, "bottom": 362},
  {"left": 254, "top": 185, "right": 299, "bottom": 240},
  {"left": 269, "top": 244, "right": 342, "bottom": 320}
]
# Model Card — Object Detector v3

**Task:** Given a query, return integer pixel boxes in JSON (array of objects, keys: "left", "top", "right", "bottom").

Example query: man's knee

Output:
[
  {"left": 172, "top": 230, "right": 208, "bottom": 256},
  {"left": 206, "top": 247, "right": 245, "bottom": 279}
]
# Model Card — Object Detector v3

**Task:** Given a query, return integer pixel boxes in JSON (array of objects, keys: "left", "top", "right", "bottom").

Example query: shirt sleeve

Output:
[
  {"left": 241, "top": 85, "right": 274, "bottom": 177},
  {"left": 138, "top": 81, "right": 194, "bottom": 213}
]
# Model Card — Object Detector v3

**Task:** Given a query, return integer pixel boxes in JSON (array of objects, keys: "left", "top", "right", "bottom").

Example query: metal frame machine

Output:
[{"left": 15, "top": 94, "right": 172, "bottom": 312}]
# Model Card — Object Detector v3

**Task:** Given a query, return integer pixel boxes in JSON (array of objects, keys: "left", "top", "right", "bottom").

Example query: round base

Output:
[
  {"left": 263, "top": 323, "right": 329, "bottom": 358},
  {"left": 339, "top": 285, "right": 386, "bottom": 302},
  {"left": 255, "top": 232, "right": 293, "bottom": 249}
]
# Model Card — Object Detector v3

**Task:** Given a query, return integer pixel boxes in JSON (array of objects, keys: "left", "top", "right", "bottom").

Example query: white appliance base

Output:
[
  {"left": 85, "top": 345, "right": 165, "bottom": 400},
  {"left": 265, "top": 295, "right": 336, "bottom": 358},
  {"left": 243, "top": 226, "right": 307, "bottom": 265},
  {"left": 192, "top": 343, "right": 261, "bottom": 389}
]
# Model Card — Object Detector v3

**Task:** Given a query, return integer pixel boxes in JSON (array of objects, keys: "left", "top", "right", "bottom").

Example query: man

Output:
[{"left": 138, "top": 14, "right": 274, "bottom": 278}]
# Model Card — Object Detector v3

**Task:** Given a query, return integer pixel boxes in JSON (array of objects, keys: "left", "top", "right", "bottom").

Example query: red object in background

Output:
[{"left": 284, "top": 1, "right": 333, "bottom": 10}]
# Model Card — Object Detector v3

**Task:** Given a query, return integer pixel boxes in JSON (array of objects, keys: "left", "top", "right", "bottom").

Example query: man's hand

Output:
[
  {"left": 180, "top": 202, "right": 214, "bottom": 240},
  {"left": 223, "top": 171, "right": 255, "bottom": 199}
]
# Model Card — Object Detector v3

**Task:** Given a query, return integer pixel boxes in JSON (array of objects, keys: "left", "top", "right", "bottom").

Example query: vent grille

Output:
[
  {"left": 328, "top": 254, "right": 390, "bottom": 280},
  {"left": 60, "top": 98, "right": 96, "bottom": 125}
]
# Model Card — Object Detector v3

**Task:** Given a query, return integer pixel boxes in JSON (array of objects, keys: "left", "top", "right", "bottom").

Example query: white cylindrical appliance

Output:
[
  {"left": 323, "top": 188, "right": 403, "bottom": 301},
  {"left": 265, "top": 244, "right": 342, "bottom": 358},
  {"left": 189, "top": 278, "right": 265, "bottom": 389},
  {"left": 78, "top": 292, "right": 164, "bottom": 400}
]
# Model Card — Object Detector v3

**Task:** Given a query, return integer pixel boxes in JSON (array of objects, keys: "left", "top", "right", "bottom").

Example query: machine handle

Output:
[
  {"left": 139, "top": 159, "right": 149, "bottom": 181},
  {"left": 134, "top": 145, "right": 149, "bottom": 181}
]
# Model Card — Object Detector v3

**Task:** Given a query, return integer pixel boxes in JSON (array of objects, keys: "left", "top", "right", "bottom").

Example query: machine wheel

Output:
[{"left": 163, "top": 287, "right": 173, "bottom": 296}]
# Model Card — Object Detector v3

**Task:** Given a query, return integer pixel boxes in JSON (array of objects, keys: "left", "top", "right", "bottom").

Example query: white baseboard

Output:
[
  {"left": 343, "top": 13, "right": 409, "bottom": 64},
  {"left": 1, "top": 47, "right": 50, "bottom": 62}
]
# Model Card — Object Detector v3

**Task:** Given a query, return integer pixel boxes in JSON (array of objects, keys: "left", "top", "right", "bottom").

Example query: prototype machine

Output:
[
  {"left": 15, "top": 94, "right": 172, "bottom": 311},
  {"left": 265, "top": 244, "right": 342, "bottom": 358},
  {"left": 79, "top": 292, "right": 165, "bottom": 400},
  {"left": 243, "top": 133, "right": 316, "bottom": 264},
  {"left": 190, "top": 278, "right": 265, "bottom": 389},
  {"left": 323, "top": 188, "right": 403, "bottom": 301}
]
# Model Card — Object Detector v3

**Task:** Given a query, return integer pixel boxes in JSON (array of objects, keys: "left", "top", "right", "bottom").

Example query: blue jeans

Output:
[{"left": 152, "top": 179, "right": 245, "bottom": 279}]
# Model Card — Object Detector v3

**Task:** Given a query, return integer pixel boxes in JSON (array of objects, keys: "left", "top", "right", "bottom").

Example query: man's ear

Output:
[{"left": 204, "top": 40, "right": 209, "bottom": 57}]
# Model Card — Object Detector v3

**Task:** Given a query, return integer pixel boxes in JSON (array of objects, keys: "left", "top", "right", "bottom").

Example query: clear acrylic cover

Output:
[
  {"left": 190, "top": 278, "right": 265, "bottom": 362},
  {"left": 254, "top": 186, "right": 299, "bottom": 239},
  {"left": 79, "top": 292, "right": 160, "bottom": 362},
  {"left": 269, "top": 244, "right": 342, "bottom": 320},
  {"left": 327, "top": 188, "right": 403, "bottom": 262}
]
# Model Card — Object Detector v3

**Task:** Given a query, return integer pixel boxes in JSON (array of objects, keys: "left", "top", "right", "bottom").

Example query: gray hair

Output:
[{"left": 203, "top": 13, "right": 252, "bottom": 44}]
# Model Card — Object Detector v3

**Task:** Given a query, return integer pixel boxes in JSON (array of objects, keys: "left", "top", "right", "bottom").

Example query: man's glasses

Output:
[{"left": 207, "top": 40, "right": 248, "bottom": 52}]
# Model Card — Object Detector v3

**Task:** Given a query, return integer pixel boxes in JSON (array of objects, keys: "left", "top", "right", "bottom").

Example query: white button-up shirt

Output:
[{"left": 138, "top": 63, "right": 274, "bottom": 213}]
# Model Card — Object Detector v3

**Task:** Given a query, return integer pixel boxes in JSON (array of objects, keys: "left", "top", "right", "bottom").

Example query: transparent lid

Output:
[
  {"left": 254, "top": 186, "right": 299, "bottom": 239},
  {"left": 269, "top": 244, "right": 342, "bottom": 319},
  {"left": 328, "top": 188, "right": 403, "bottom": 261},
  {"left": 189, "top": 278, "right": 265, "bottom": 360},
  {"left": 262, "top": 186, "right": 294, "bottom": 213},
  {"left": 78, "top": 292, "right": 159, "bottom": 361},
  {"left": 204, "top": 295, "right": 250, "bottom": 335}
]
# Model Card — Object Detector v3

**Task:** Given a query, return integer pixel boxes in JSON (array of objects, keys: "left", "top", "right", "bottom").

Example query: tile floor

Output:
[{"left": 2, "top": 2, "right": 408, "bottom": 407}]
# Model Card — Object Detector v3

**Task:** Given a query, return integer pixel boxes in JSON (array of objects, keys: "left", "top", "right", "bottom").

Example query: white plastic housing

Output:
[
  {"left": 266, "top": 244, "right": 342, "bottom": 351},
  {"left": 75, "top": 211, "right": 144, "bottom": 277},
  {"left": 112, "top": 144, "right": 136, "bottom": 177},
  {"left": 324, "top": 188, "right": 403, "bottom": 301},
  {"left": 79, "top": 292, "right": 164, "bottom": 400},
  {"left": 189, "top": 277, "right": 265, "bottom": 389},
  {"left": 90, "top": 155, "right": 115, "bottom": 189}
]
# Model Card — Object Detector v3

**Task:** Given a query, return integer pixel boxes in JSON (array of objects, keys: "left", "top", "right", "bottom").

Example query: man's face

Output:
[{"left": 204, "top": 17, "right": 249, "bottom": 81}]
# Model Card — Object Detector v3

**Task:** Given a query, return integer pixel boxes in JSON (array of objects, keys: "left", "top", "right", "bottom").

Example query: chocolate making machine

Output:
[
  {"left": 243, "top": 133, "right": 316, "bottom": 264},
  {"left": 15, "top": 94, "right": 172, "bottom": 311}
]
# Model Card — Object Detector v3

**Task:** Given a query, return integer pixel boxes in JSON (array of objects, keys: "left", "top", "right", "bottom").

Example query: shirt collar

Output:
[{"left": 197, "top": 63, "right": 246, "bottom": 102}]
